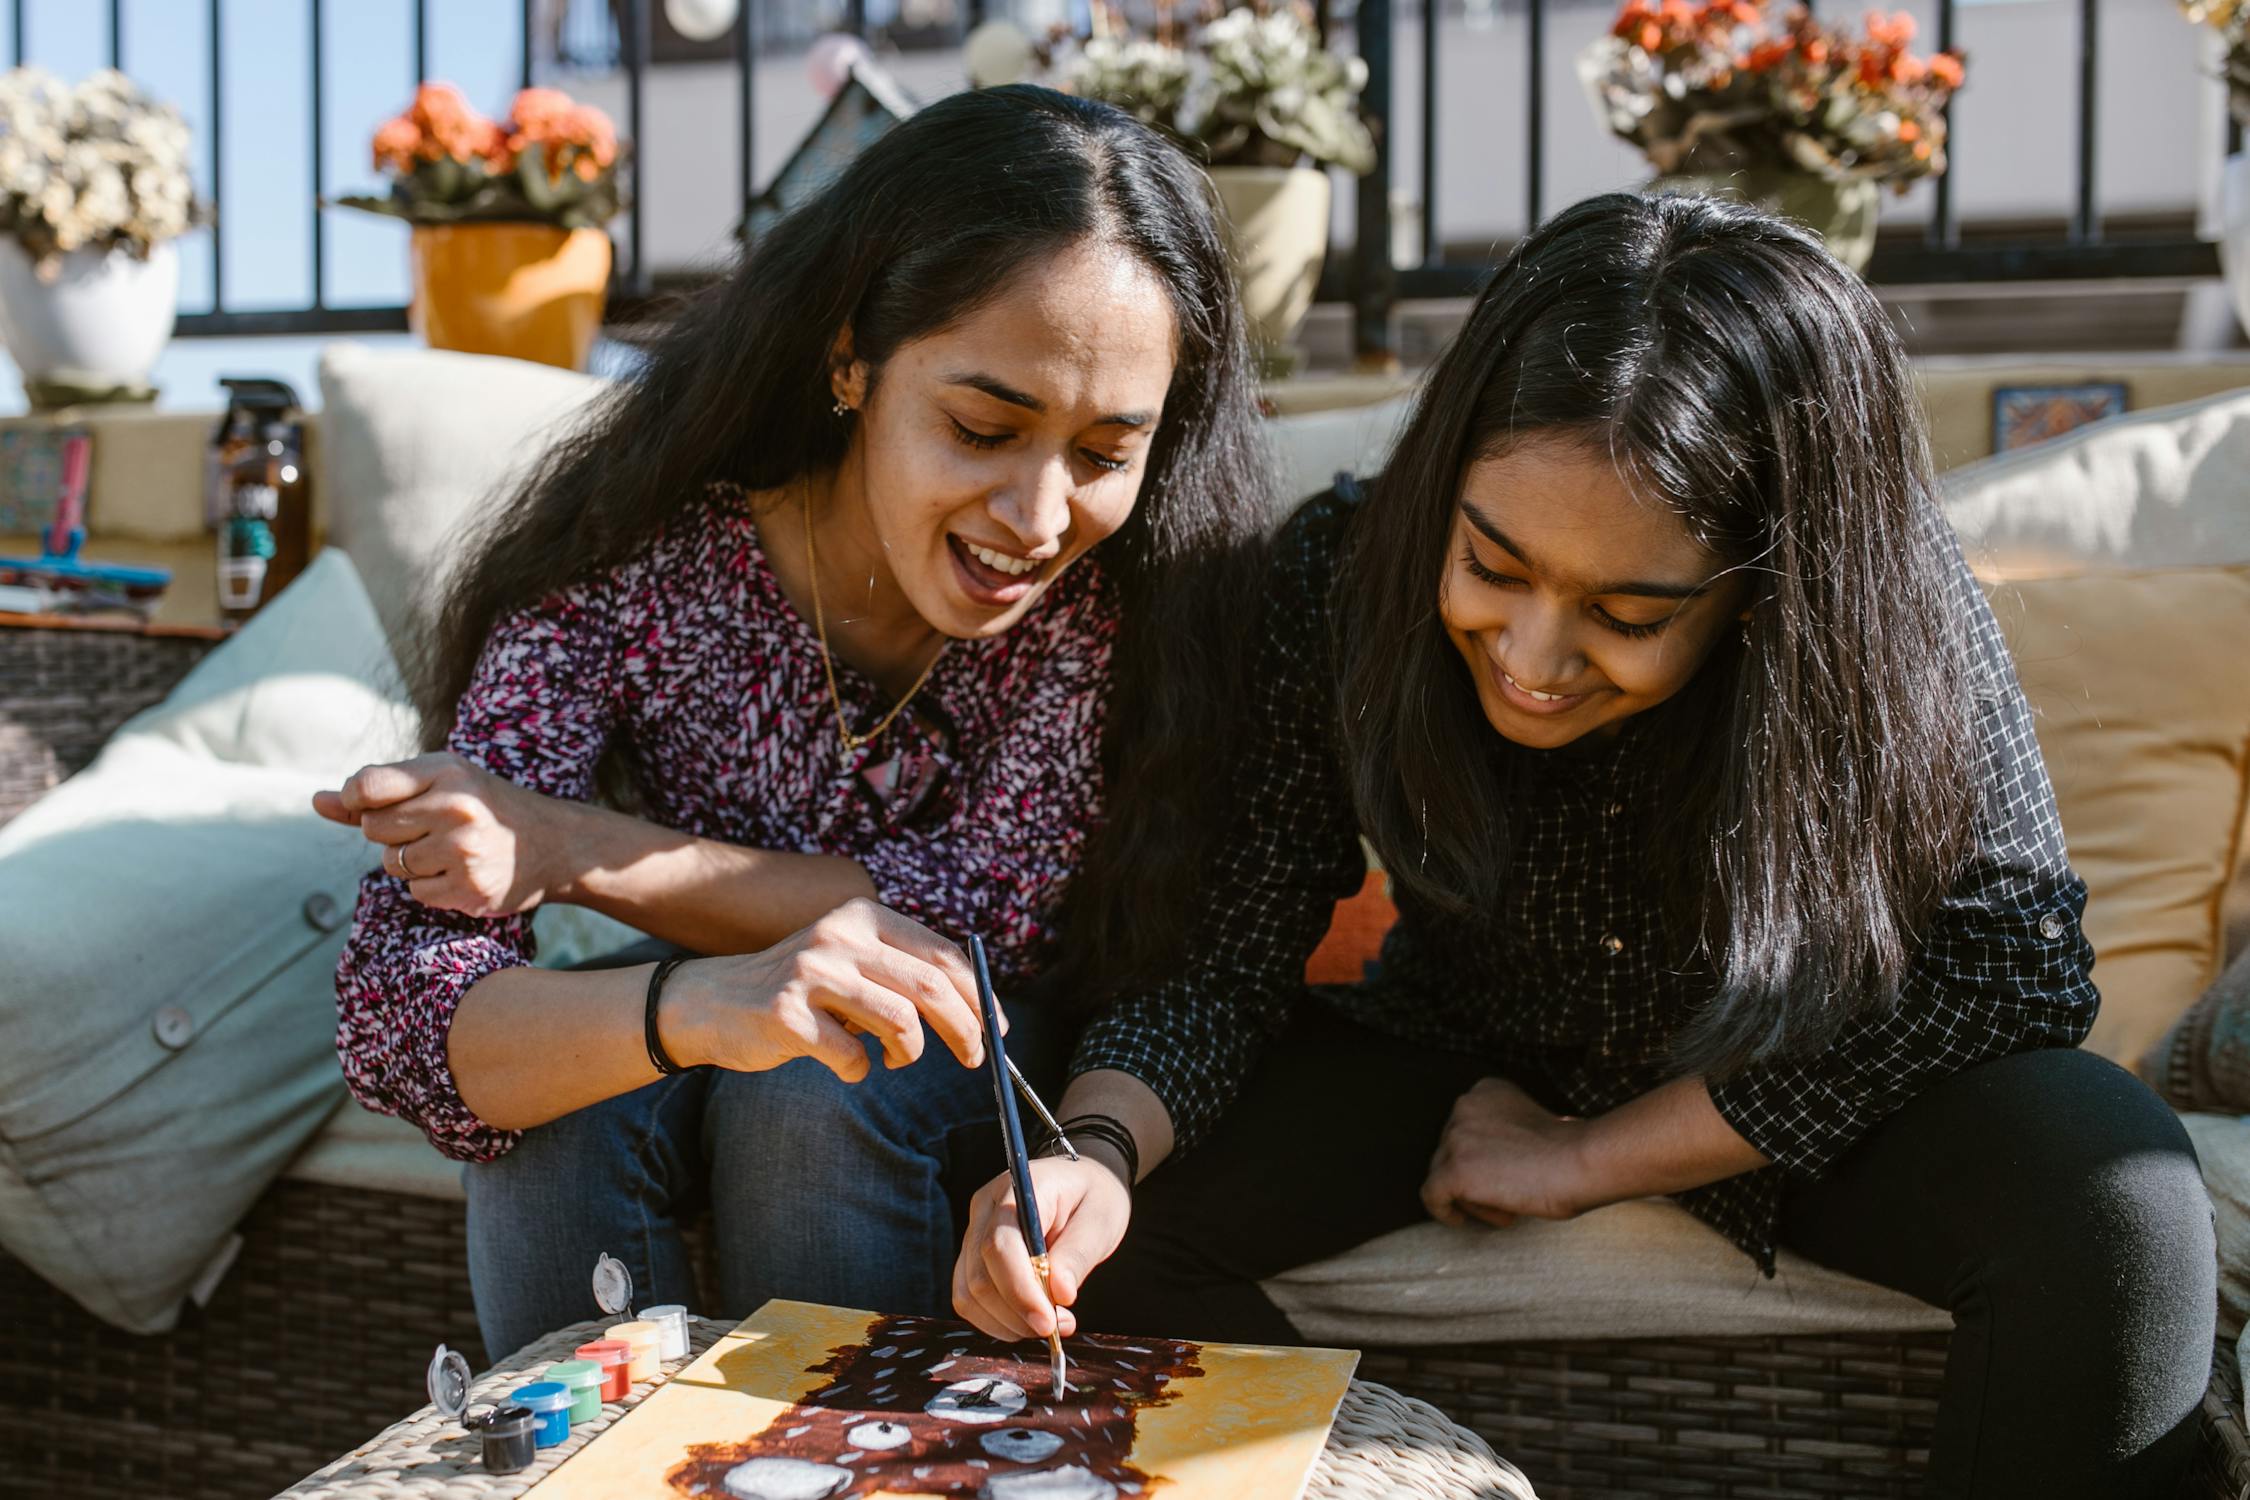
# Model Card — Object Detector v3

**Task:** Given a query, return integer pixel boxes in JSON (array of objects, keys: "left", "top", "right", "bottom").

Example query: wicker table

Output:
[{"left": 276, "top": 1316, "right": 1539, "bottom": 1500}]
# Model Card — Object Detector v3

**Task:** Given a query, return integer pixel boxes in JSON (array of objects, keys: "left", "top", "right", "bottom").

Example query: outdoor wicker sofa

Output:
[{"left": 0, "top": 623, "right": 2235, "bottom": 1500}]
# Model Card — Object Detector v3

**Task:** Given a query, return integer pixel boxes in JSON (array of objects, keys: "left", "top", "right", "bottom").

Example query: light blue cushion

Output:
[{"left": 0, "top": 548, "right": 412, "bottom": 1332}]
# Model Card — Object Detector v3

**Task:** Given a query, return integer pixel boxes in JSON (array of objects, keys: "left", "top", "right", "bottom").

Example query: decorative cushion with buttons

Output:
[{"left": 0, "top": 548, "right": 415, "bottom": 1333}]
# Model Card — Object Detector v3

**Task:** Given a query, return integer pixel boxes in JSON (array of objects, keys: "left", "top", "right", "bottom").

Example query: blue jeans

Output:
[{"left": 461, "top": 940, "right": 1069, "bottom": 1360}]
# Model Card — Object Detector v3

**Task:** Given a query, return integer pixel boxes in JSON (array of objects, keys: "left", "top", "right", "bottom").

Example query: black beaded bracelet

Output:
[
  {"left": 644, "top": 957, "right": 692, "bottom": 1077},
  {"left": 1052, "top": 1113, "right": 1140, "bottom": 1189}
]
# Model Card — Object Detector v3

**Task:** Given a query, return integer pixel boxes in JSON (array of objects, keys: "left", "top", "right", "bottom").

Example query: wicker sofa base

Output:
[
  {"left": 0, "top": 1180, "right": 483, "bottom": 1500},
  {"left": 1362, "top": 1336, "right": 1945, "bottom": 1498},
  {"left": 2, "top": 1175, "right": 2240, "bottom": 1499}
]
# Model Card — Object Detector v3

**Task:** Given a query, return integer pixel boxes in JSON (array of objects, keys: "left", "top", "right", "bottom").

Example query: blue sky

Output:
[{"left": 5, "top": 0, "right": 537, "bottom": 407}]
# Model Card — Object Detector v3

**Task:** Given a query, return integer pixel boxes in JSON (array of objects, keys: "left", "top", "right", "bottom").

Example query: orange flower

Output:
[
  {"left": 1637, "top": 19, "right": 1664, "bottom": 47},
  {"left": 1888, "top": 51, "right": 1926, "bottom": 85},
  {"left": 1612, "top": 1, "right": 1655, "bottom": 38},
  {"left": 507, "top": 87, "right": 577, "bottom": 134},
  {"left": 1912, "top": 138, "right": 1932, "bottom": 160},
  {"left": 564, "top": 104, "right": 619, "bottom": 167},
  {"left": 1895, "top": 117, "right": 1921, "bottom": 142},
  {"left": 371, "top": 115, "right": 421, "bottom": 173},
  {"left": 1862, "top": 9, "right": 1914, "bottom": 49},
  {"left": 1801, "top": 36, "right": 1830, "bottom": 64},
  {"left": 1744, "top": 38, "right": 1792, "bottom": 69},
  {"left": 1928, "top": 51, "right": 1964, "bottom": 90}
]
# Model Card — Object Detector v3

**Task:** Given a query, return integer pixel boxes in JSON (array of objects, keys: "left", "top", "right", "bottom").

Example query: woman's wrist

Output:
[
  {"left": 652, "top": 957, "right": 718, "bottom": 1071},
  {"left": 547, "top": 797, "right": 625, "bottom": 907}
]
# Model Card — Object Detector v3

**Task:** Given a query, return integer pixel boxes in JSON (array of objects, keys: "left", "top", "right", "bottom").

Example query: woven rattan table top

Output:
[{"left": 275, "top": 1315, "right": 1537, "bottom": 1500}]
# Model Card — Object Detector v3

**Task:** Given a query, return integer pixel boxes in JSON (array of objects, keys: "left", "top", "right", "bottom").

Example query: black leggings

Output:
[{"left": 1077, "top": 1010, "right": 2216, "bottom": 1499}]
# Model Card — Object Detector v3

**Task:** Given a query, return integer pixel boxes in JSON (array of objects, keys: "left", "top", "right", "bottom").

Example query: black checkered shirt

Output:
[{"left": 1072, "top": 483, "right": 2098, "bottom": 1272}]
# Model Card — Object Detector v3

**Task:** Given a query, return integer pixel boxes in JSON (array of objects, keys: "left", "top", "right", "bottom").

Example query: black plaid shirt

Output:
[{"left": 1072, "top": 483, "right": 2098, "bottom": 1272}]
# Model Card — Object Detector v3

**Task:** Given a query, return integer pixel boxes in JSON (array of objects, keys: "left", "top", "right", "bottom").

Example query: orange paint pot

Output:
[{"left": 574, "top": 1338, "right": 632, "bottom": 1402}]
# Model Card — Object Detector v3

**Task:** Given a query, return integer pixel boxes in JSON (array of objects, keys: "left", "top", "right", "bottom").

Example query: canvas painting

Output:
[
  {"left": 531, "top": 1299, "right": 1359, "bottom": 1500},
  {"left": 1992, "top": 381, "right": 2128, "bottom": 455}
]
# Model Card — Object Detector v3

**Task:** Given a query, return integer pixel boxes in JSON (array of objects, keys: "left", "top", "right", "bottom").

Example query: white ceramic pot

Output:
[
  {"left": 2222, "top": 152, "right": 2250, "bottom": 340},
  {"left": 1208, "top": 165, "right": 1332, "bottom": 373},
  {"left": 0, "top": 237, "right": 180, "bottom": 391}
]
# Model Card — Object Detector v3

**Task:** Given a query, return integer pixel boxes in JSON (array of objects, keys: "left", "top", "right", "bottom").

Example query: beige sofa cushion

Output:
[
  {"left": 317, "top": 341, "right": 610, "bottom": 651},
  {"left": 1980, "top": 567, "right": 2250, "bottom": 1068},
  {"left": 1263, "top": 1200, "right": 1947, "bottom": 1345}
]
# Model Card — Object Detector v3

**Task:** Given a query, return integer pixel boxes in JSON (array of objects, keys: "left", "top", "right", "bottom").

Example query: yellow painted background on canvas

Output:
[{"left": 530, "top": 1299, "right": 1358, "bottom": 1499}]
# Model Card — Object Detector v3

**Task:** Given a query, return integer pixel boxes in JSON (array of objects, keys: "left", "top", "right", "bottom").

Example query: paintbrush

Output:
[{"left": 969, "top": 933, "right": 1069, "bottom": 1400}]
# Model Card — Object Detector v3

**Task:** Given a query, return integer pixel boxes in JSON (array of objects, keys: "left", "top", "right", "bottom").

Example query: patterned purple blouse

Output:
[{"left": 334, "top": 484, "right": 1118, "bottom": 1162}]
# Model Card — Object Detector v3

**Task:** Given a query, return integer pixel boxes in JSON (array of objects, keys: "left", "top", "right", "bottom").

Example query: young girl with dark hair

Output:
[
  {"left": 317, "top": 84, "right": 1270, "bottom": 1360},
  {"left": 954, "top": 191, "right": 2215, "bottom": 1495}
]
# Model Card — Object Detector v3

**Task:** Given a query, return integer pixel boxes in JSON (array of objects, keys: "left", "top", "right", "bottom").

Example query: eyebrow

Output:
[
  {"left": 1459, "top": 501, "right": 1713, "bottom": 600},
  {"left": 943, "top": 372, "right": 1152, "bottom": 428}
]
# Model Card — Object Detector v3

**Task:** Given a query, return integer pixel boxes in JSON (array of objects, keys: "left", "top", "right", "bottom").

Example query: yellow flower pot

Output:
[{"left": 407, "top": 222, "right": 612, "bottom": 370}]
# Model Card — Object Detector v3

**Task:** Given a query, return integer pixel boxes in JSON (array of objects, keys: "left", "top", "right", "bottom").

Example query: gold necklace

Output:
[{"left": 802, "top": 484, "right": 944, "bottom": 753}]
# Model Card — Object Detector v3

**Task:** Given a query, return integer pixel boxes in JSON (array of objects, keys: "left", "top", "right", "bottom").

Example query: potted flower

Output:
[
  {"left": 1582, "top": 1, "right": 1963, "bottom": 271},
  {"left": 2180, "top": 0, "right": 2250, "bottom": 335},
  {"left": 1051, "top": 3, "right": 1375, "bottom": 373},
  {"left": 0, "top": 68, "right": 205, "bottom": 406},
  {"left": 339, "top": 83, "right": 623, "bottom": 370}
]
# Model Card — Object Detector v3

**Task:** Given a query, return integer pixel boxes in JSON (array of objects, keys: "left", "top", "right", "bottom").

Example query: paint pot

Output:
[
  {"left": 510, "top": 1380, "right": 575, "bottom": 1448},
  {"left": 606, "top": 1320, "right": 662, "bottom": 1383},
  {"left": 575, "top": 1338, "right": 633, "bottom": 1401},
  {"left": 545, "top": 1358, "right": 604, "bottom": 1424},
  {"left": 641, "top": 1303, "right": 691, "bottom": 1361},
  {"left": 466, "top": 1403, "right": 538, "bottom": 1475},
  {"left": 428, "top": 1343, "right": 538, "bottom": 1475}
]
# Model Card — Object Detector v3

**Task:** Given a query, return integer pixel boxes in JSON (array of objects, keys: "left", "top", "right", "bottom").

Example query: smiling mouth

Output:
[
  {"left": 947, "top": 533, "right": 1050, "bottom": 604},
  {"left": 1492, "top": 664, "right": 1594, "bottom": 715}
]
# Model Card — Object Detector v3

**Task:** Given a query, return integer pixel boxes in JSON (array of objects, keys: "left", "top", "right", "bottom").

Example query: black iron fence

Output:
[{"left": 7, "top": 0, "right": 2239, "bottom": 355}]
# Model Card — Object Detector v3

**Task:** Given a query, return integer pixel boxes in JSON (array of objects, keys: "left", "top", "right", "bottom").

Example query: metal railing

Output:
[
  {"left": 7, "top": 0, "right": 2240, "bottom": 352},
  {"left": 1344, "top": 0, "right": 2238, "bottom": 359}
]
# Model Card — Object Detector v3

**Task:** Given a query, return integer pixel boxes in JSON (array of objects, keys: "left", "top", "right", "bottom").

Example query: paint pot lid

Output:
[
  {"left": 642, "top": 1302, "right": 688, "bottom": 1324},
  {"left": 607, "top": 1319, "right": 660, "bottom": 1346},
  {"left": 468, "top": 1403, "right": 537, "bottom": 1440},
  {"left": 546, "top": 1359, "right": 602, "bottom": 1389},
  {"left": 427, "top": 1343, "right": 473, "bottom": 1422},
  {"left": 592, "top": 1252, "right": 634, "bottom": 1316},
  {"left": 511, "top": 1380, "right": 574, "bottom": 1414},
  {"left": 575, "top": 1339, "right": 632, "bottom": 1366}
]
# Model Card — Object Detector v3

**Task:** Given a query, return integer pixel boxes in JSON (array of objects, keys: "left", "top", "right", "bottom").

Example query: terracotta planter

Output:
[
  {"left": 1654, "top": 167, "right": 1880, "bottom": 273},
  {"left": 1208, "top": 165, "right": 1332, "bottom": 375},
  {"left": 408, "top": 222, "right": 612, "bottom": 370}
]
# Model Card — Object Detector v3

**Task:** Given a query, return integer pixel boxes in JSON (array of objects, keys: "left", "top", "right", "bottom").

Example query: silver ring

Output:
[{"left": 393, "top": 842, "right": 416, "bottom": 881}]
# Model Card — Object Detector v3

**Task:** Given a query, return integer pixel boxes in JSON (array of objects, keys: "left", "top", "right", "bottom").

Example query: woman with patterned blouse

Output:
[
  {"left": 955, "top": 193, "right": 2214, "bottom": 1494},
  {"left": 315, "top": 87, "right": 1270, "bottom": 1358}
]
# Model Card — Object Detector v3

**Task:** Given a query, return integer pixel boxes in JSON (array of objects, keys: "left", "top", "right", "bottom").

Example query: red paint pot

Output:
[{"left": 575, "top": 1338, "right": 632, "bottom": 1402}]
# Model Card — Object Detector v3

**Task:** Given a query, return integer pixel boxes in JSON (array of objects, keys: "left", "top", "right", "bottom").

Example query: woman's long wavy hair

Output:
[
  {"left": 414, "top": 85, "right": 1271, "bottom": 997},
  {"left": 1335, "top": 191, "right": 1980, "bottom": 1078}
]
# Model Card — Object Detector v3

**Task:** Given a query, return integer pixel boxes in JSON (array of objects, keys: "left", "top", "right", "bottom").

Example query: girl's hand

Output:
[
  {"left": 1421, "top": 1076, "right": 1594, "bottom": 1228},
  {"left": 666, "top": 897, "right": 991, "bottom": 1082},
  {"left": 315, "top": 752, "right": 573, "bottom": 918},
  {"left": 953, "top": 1154, "right": 1133, "bottom": 1342}
]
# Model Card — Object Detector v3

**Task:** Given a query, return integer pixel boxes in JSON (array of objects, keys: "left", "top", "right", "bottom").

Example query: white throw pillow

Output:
[
  {"left": 317, "top": 341, "right": 612, "bottom": 652},
  {"left": 1941, "top": 384, "right": 2250, "bottom": 575},
  {"left": 0, "top": 550, "right": 412, "bottom": 1333}
]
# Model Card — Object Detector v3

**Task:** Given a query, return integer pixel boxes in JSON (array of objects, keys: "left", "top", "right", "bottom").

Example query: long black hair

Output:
[
  {"left": 1334, "top": 191, "right": 1979, "bottom": 1078},
  {"left": 416, "top": 85, "right": 1271, "bottom": 995}
]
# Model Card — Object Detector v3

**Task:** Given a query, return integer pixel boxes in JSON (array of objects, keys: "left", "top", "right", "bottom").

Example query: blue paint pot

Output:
[{"left": 510, "top": 1380, "right": 574, "bottom": 1448}]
